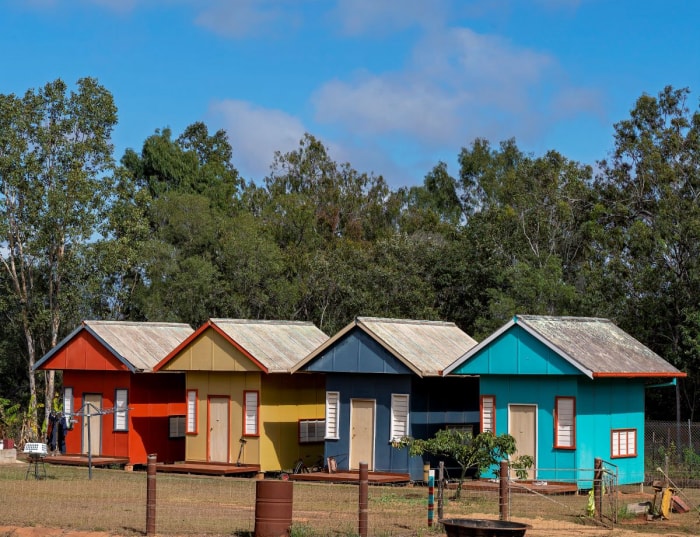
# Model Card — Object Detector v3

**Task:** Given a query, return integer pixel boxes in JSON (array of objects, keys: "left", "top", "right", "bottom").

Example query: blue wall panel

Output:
[
  {"left": 453, "top": 326, "right": 581, "bottom": 376},
  {"left": 305, "top": 330, "right": 413, "bottom": 374}
]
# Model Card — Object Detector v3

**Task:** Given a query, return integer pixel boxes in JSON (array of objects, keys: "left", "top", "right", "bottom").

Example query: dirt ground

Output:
[{"left": 1, "top": 515, "right": 698, "bottom": 537}]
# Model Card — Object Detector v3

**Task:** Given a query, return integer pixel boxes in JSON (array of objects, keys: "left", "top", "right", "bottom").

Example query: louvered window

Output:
[
  {"left": 390, "top": 394, "right": 410, "bottom": 441},
  {"left": 611, "top": 429, "right": 637, "bottom": 458},
  {"left": 114, "top": 389, "right": 128, "bottom": 431},
  {"left": 481, "top": 395, "right": 495, "bottom": 433},
  {"left": 186, "top": 389, "right": 198, "bottom": 434},
  {"left": 63, "top": 387, "right": 74, "bottom": 429},
  {"left": 554, "top": 397, "right": 575, "bottom": 449},
  {"left": 243, "top": 391, "right": 259, "bottom": 436},
  {"left": 325, "top": 391, "right": 340, "bottom": 439}
]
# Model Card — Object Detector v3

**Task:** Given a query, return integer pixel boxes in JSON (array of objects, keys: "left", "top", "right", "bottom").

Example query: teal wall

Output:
[{"left": 455, "top": 325, "right": 646, "bottom": 486}]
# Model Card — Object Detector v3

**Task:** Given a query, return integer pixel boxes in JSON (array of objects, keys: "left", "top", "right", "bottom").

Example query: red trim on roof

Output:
[
  {"left": 592, "top": 371, "right": 686, "bottom": 378},
  {"left": 153, "top": 319, "right": 270, "bottom": 373}
]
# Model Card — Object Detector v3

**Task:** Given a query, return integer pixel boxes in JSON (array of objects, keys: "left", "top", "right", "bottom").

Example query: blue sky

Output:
[{"left": 2, "top": 0, "right": 699, "bottom": 187}]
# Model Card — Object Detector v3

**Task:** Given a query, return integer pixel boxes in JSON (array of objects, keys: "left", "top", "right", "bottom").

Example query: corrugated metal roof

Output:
[
  {"left": 209, "top": 319, "right": 329, "bottom": 373},
  {"left": 515, "top": 315, "right": 683, "bottom": 377},
  {"left": 84, "top": 320, "right": 194, "bottom": 372},
  {"left": 293, "top": 317, "right": 478, "bottom": 376}
]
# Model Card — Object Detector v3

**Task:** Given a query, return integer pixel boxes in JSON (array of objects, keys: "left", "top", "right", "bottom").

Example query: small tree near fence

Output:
[{"left": 394, "top": 429, "right": 523, "bottom": 499}]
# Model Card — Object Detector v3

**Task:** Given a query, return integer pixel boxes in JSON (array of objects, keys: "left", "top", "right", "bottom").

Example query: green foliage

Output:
[{"left": 398, "top": 429, "right": 517, "bottom": 498}]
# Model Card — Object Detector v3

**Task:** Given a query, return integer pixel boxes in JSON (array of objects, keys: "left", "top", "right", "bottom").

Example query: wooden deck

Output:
[
  {"left": 156, "top": 461, "right": 261, "bottom": 476},
  {"left": 288, "top": 470, "right": 410, "bottom": 485},
  {"left": 42, "top": 454, "right": 130, "bottom": 468}
]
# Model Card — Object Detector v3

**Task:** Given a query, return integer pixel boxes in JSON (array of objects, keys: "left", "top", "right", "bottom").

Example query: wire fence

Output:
[
  {"left": 1, "top": 457, "right": 699, "bottom": 536},
  {"left": 645, "top": 419, "right": 700, "bottom": 486}
]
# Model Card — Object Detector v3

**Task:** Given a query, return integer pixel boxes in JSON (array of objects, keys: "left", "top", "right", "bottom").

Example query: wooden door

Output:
[
  {"left": 509, "top": 404, "right": 536, "bottom": 479},
  {"left": 82, "top": 394, "right": 102, "bottom": 456},
  {"left": 349, "top": 399, "right": 375, "bottom": 470},
  {"left": 208, "top": 396, "right": 230, "bottom": 463}
]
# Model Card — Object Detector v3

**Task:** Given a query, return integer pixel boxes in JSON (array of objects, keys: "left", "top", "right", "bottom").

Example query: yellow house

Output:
[{"left": 154, "top": 319, "right": 329, "bottom": 473}]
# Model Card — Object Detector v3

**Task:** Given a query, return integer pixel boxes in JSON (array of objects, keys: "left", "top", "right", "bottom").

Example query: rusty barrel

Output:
[{"left": 254, "top": 479, "right": 293, "bottom": 537}]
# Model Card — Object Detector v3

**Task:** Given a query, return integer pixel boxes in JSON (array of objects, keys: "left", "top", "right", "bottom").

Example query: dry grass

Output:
[{"left": 0, "top": 463, "right": 698, "bottom": 537}]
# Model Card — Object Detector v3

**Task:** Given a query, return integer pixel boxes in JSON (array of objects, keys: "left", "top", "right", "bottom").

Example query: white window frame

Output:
[
  {"left": 186, "top": 389, "right": 198, "bottom": 434},
  {"left": 481, "top": 395, "right": 495, "bottom": 434},
  {"left": 243, "top": 390, "right": 259, "bottom": 436},
  {"left": 63, "top": 387, "right": 74, "bottom": 429},
  {"left": 325, "top": 391, "right": 340, "bottom": 440},
  {"left": 554, "top": 396, "right": 575, "bottom": 449},
  {"left": 114, "top": 389, "right": 128, "bottom": 431},
  {"left": 611, "top": 428, "right": 637, "bottom": 458},
  {"left": 390, "top": 393, "right": 410, "bottom": 442}
]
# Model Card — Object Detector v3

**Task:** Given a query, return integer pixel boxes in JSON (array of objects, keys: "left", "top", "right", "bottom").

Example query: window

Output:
[
  {"left": 390, "top": 394, "right": 410, "bottom": 441},
  {"left": 186, "top": 389, "right": 198, "bottom": 434},
  {"left": 114, "top": 389, "right": 128, "bottom": 431},
  {"left": 554, "top": 397, "right": 575, "bottom": 449},
  {"left": 169, "top": 416, "right": 186, "bottom": 438},
  {"left": 481, "top": 395, "right": 495, "bottom": 433},
  {"left": 325, "top": 391, "right": 340, "bottom": 439},
  {"left": 299, "top": 419, "right": 326, "bottom": 443},
  {"left": 63, "top": 387, "right": 74, "bottom": 429},
  {"left": 243, "top": 391, "right": 259, "bottom": 436},
  {"left": 611, "top": 429, "right": 637, "bottom": 458}
]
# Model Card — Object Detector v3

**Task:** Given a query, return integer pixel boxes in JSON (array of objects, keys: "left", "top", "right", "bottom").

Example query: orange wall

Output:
[{"left": 63, "top": 370, "right": 186, "bottom": 465}]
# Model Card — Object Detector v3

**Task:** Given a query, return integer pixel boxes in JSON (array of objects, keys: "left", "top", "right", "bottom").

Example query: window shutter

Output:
[
  {"left": 186, "top": 390, "right": 197, "bottom": 433},
  {"left": 114, "top": 389, "right": 128, "bottom": 431},
  {"left": 390, "top": 394, "right": 409, "bottom": 441},
  {"left": 325, "top": 392, "right": 339, "bottom": 439},
  {"left": 481, "top": 396, "right": 495, "bottom": 433},
  {"left": 244, "top": 391, "right": 258, "bottom": 436},
  {"left": 555, "top": 397, "right": 575, "bottom": 448}
]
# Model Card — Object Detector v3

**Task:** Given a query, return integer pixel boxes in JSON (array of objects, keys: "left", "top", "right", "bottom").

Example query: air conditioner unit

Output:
[{"left": 23, "top": 443, "right": 48, "bottom": 456}]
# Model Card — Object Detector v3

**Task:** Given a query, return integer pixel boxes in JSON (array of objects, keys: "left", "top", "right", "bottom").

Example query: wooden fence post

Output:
[
  {"left": 146, "top": 453, "right": 157, "bottom": 536},
  {"left": 359, "top": 462, "right": 368, "bottom": 537},
  {"left": 499, "top": 459, "right": 509, "bottom": 521}
]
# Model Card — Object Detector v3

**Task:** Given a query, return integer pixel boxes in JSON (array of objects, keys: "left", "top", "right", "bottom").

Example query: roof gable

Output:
[
  {"left": 35, "top": 321, "right": 194, "bottom": 373},
  {"left": 301, "top": 328, "right": 413, "bottom": 374},
  {"left": 444, "top": 315, "right": 685, "bottom": 379},
  {"left": 293, "top": 317, "right": 477, "bottom": 376},
  {"left": 155, "top": 319, "right": 329, "bottom": 373}
]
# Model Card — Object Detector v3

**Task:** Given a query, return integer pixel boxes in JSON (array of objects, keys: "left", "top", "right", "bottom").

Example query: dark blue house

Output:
[{"left": 292, "top": 317, "right": 479, "bottom": 480}]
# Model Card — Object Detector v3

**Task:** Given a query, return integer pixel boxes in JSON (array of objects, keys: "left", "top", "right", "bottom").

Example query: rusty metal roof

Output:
[
  {"left": 293, "top": 317, "right": 478, "bottom": 377},
  {"left": 83, "top": 320, "right": 194, "bottom": 372},
  {"left": 444, "top": 315, "right": 684, "bottom": 378},
  {"left": 209, "top": 319, "right": 329, "bottom": 373}
]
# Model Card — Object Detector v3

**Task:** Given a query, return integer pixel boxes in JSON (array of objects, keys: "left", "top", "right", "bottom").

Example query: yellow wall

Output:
[
  {"left": 185, "top": 371, "right": 261, "bottom": 464},
  {"left": 260, "top": 373, "right": 325, "bottom": 472},
  {"left": 162, "top": 329, "right": 260, "bottom": 372}
]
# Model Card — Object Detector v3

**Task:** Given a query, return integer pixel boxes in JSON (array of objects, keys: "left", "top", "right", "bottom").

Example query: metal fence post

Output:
[
  {"left": 359, "top": 462, "right": 368, "bottom": 537},
  {"left": 147, "top": 453, "right": 157, "bottom": 536}
]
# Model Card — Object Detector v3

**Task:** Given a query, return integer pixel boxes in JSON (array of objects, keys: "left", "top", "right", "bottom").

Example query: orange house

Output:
[{"left": 34, "top": 320, "right": 194, "bottom": 466}]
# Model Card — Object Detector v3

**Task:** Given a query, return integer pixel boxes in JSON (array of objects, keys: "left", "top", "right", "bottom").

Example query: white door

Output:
[
  {"left": 208, "top": 397, "right": 230, "bottom": 462},
  {"left": 509, "top": 404, "right": 537, "bottom": 479},
  {"left": 349, "top": 399, "right": 375, "bottom": 470},
  {"left": 82, "top": 394, "right": 102, "bottom": 456}
]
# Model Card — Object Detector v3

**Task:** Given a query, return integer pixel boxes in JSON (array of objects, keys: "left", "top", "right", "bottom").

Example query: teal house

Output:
[{"left": 443, "top": 315, "right": 685, "bottom": 486}]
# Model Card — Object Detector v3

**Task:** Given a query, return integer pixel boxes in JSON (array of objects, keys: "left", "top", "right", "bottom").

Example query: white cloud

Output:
[
  {"left": 193, "top": 0, "right": 304, "bottom": 38},
  {"left": 312, "top": 26, "right": 601, "bottom": 154},
  {"left": 331, "top": 0, "right": 449, "bottom": 35},
  {"left": 208, "top": 99, "right": 307, "bottom": 180}
]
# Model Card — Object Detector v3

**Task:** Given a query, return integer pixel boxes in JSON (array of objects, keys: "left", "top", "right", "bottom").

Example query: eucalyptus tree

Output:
[
  {"left": 0, "top": 78, "right": 117, "bottom": 433},
  {"left": 595, "top": 86, "right": 700, "bottom": 419},
  {"left": 457, "top": 138, "right": 596, "bottom": 331}
]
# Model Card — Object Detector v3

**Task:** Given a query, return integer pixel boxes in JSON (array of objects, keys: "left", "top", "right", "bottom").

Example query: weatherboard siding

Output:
[
  {"left": 452, "top": 326, "right": 581, "bottom": 376},
  {"left": 304, "top": 330, "right": 413, "bottom": 374}
]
